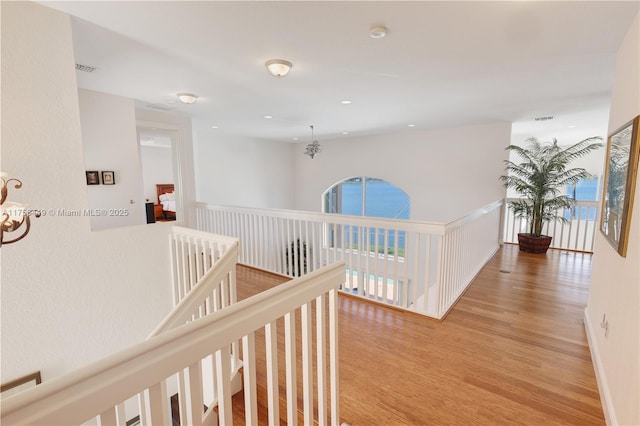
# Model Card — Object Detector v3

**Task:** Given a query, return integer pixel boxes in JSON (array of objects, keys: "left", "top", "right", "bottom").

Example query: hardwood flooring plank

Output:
[{"left": 233, "top": 245, "right": 604, "bottom": 425}]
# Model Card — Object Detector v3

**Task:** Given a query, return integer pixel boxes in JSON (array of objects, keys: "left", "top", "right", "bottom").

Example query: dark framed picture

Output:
[
  {"left": 600, "top": 115, "right": 640, "bottom": 257},
  {"left": 86, "top": 171, "right": 100, "bottom": 185},
  {"left": 102, "top": 171, "right": 115, "bottom": 185}
]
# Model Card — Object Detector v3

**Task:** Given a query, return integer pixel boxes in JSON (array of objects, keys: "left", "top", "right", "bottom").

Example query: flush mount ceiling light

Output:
[
  {"left": 265, "top": 59, "right": 292, "bottom": 77},
  {"left": 177, "top": 93, "right": 198, "bottom": 104},
  {"left": 370, "top": 25, "right": 388, "bottom": 39},
  {"left": 304, "top": 125, "right": 322, "bottom": 159}
]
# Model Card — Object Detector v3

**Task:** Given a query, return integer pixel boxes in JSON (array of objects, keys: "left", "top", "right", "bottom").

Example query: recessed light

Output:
[
  {"left": 342, "top": 131, "right": 349, "bottom": 135},
  {"left": 264, "top": 115, "right": 273, "bottom": 119},
  {"left": 341, "top": 100, "right": 352, "bottom": 105},
  {"left": 292, "top": 137, "right": 299, "bottom": 141},
  {"left": 408, "top": 124, "right": 416, "bottom": 127},
  {"left": 568, "top": 125, "right": 577, "bottom": 129},
  {"left": 211, "top": 126, "right": 219, "bottom": 129}
]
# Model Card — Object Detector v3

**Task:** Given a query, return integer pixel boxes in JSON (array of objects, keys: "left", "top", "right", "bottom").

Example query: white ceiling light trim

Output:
[
  {"left": 177, "top": 93, "right": 198, "bottom": 104},
  {"left": 265, "top": 59, "right": 292, "bottom": 77}
]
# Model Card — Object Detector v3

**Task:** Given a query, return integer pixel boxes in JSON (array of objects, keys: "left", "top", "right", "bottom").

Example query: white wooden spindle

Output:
[
  {"left": 242, "top": 333, "right": 258, "bottom": 426},
  {"left": 115, "top": 402, "right": 127, "bottom": 426},
  {"left": 178, "top": 369, "right": 188, "bottom": 426},
  {"left": 316, "top": 294, "right": 327, "bottom": 426},
  {"left": 265, "top": 321, "right": 280, "bottom": 425},
  {"left": 284, "top": 312, "right": 298, "bottom": 426},
  {"left": 301, "top": 302, "right": 314, "bottom": 426},
  {"left": 329, "top": 288, "right": 340, "bottom": 426},
  {"left": 215, "top": 348, "right": 232, "bottom": 426},
  {"left": 99, "top": 406, "right": 117, "bottom": 426},
  {"left": 188, "top": 361, "right": 204, "bottom": 426},
  {"left": 148, "top": 382, "right": 169, "bottom": 426}
]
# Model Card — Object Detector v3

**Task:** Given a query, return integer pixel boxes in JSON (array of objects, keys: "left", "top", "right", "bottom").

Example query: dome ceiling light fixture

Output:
[
  {"left": 265, "top": 59, "right": 293, "bottom": 77},
  {"left": 177, "top": 93, "right": 198, "bottom": 104},
  {"left": 370, "top": 25, "right": 388, "bottom": 39}
]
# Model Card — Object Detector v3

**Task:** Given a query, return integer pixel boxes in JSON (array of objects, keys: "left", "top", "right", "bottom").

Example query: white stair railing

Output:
[
  {"left": 156, "top": 227, "right": 241, "bottom": 334},
  {"left": 169, "top": 226, "right": 240, "bottom": 308},
  {"left": 0, "top": 262, "right": 345, "bottom": 426},
  {"left": 148, "top": 227, "right": 241, "bottom": 425},
  {"left": 196, "top": 201, "right": 502, "bottom": 319},
  {"left": 502, "top": 198, "right": 600, "bottom": 252}
]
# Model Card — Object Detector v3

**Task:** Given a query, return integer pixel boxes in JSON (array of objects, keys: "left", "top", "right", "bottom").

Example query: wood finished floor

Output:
[{"left": 234, "top": 245, "right": 603, "bottom": 425}]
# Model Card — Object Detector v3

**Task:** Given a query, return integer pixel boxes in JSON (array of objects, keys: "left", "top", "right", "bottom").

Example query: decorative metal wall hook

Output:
[{"left": 1, "top": 173, "right": 39, "bottom": 247}]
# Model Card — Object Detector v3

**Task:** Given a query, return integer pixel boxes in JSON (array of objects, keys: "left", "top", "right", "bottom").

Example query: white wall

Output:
[
  {"left": 293, "top": 122, "right": 511, "bottom": 222},
  {"left": 140, "top": 145, "right": 174, "bottom": 203},
  {"left": 79, "top": 89, "right": 146, "bottom": 230},
  {"left": 585, "top": 12, "right": 640, "bottom": 426},
  {"left": 194, "top": 133, "right": 295, "bottom": 209},
  {"left": 1, "top": 1, "right": 176, "bottom": 384}
]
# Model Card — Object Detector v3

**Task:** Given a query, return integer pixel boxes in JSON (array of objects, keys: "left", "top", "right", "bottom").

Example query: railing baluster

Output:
[
  {"left": 265, "top": 321, "right": 280, "bottom": 425},
  {"left": 188, "top": 361, "right": 204, "bottom": 426},
  {"left": 284, "top": 312, "right": 298, "bottom": 425},
  {"left": 99, "top": 406, "right": 117, "bottom": 426},
  {"left": 392, "top": 229, "right": 399, "bottom": 305},
  {"left": 215, "top": 348, "right": 232, "bottom": 426},
  {"left": 148, "top": 382, "right": 169, "bottom": 426},
  {"left": 422, "top": 234, "right": 431, "bottom": 313},
  {"left": 316, "top": 295, "right": 327, "bottom": 426},
  {"left": 301, "top": 302, "right": 314, "bottom": 426},
  {"left": 178, "top": 369, "right": 189, "bottom": 426},
  {"left": 115, "top": 402, "right": 127, "bottom": 426},
  {"left": 329, "top": 288, "right": 340, "bottom": 426},
  {"left": 242, "top": 333, "right": 258, "bottom": 425}
]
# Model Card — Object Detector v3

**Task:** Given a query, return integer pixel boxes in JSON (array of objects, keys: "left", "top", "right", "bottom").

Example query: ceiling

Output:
[{"left": 42, "top": 1, "right": 638, "bottom": 143}]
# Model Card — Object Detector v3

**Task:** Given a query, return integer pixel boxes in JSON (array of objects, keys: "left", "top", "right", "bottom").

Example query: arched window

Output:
[{"left": 323, "top": 177, "right": 410, "bottom": 219}]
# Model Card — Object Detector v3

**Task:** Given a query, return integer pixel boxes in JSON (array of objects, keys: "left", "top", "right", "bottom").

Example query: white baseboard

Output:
[{"left": 584, "top": 309, "right": 617, "bottom": 425}]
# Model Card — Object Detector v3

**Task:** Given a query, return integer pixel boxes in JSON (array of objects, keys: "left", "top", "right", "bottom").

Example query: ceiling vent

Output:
[
  {"left": 146, "top": 103, "right": 175, "bottom": 111},
  {"left": 75, "top": 63, "right": 97, "bottom": 73},
  {"left": 534, "top": 115, "right": 554, "bottom": 122}
]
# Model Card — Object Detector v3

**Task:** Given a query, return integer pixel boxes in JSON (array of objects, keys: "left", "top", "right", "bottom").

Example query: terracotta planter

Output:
[{"left": 517, "top": 233, "right": 552, "bottom": 254}]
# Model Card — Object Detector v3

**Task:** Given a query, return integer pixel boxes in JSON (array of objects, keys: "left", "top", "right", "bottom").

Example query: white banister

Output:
[
  {"left": 196, "top": 201, "right": 502, "bottom": 319},
  {"left": 149, "top": 237, "right": 239, "bottom": 337},
  {"left": 1, "top": 262, "right": 345, "bottom": 426},
  {"left": 502, "top": 198, "right": 600, "bottom": 252}
]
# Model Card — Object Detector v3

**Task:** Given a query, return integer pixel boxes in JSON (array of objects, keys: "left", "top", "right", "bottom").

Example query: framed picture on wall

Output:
[
  {"left": 600, "top": 115, "right": 640, "bottom": 257},
  {"left": 102, "top": 171, "right": 115, "bottom": 185},
  {"left": 86, "top": 171, "right": 100, "bottom": 185}
]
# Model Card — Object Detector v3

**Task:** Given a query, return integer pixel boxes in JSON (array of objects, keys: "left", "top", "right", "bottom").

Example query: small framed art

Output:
[
  {"left": 86, "top": 171, "right": 100, "bottom": 185},
  {"left": 102, "top": 171, "right": 115, "bottom": 185}
]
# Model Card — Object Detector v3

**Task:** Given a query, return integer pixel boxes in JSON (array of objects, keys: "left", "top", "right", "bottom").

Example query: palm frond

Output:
[{"left": 500, "top": 135, "right": 602, "bottom": 236}]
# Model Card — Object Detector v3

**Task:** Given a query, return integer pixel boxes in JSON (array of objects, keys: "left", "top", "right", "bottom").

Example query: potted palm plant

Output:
[{"left": 500, "top": 136, "right": 602, "bottom": 253}]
